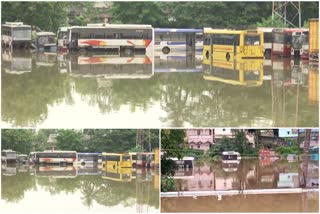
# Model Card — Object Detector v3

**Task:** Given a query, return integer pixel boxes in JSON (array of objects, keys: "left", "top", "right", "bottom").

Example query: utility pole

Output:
[
  {"left": 272, "top": 1, "right": 302, "bottom": 28},
  {"left": 136, "top": 129, "right": 152, "bottom": 152}
]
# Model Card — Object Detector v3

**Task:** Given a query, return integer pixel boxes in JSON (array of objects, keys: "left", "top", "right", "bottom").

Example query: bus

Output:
[
  {"left": 101, "top": 153, "right": 132, "bottom": 169},
  {"left": 203, "top": 57, "right": 264, "bottom": 87},
  {"left": 131, "top": 152, "right": 155, "bottom": 168},
  {"left": 17, "top": 154, "right": 29, "bottom": 165},
  {"left": 33, "top": 151, "right": 77, "bottom": 165},
  {"left": 170, "top": 157, "right": 194, "bottom": 168},
  {"left": 101, "top": 167, "right": 132, "bottom": 182},
  {"left": 67, "top": 53, "right": 153, "bottom": 79},
  {"left": 66, "top": 23, "right": 154, "bottom": 56},
  {"left": 203, "top": 28, "right": 264, "bottom": 61},
  {"left": 291, "top": 30, "right": 309, "bottom": 58},
  {"left": 57, "top": 27, "right": 69, "bottom": 51},
  {"left": 77, "top": 152, "right": 101, "bottom": 166},
  {"left": 155, "top": 28, "right": 203, "bottom": 54},
  {"left": 272, "top": 28, "right": 307, "bottom": 58},
  {"left": 1, "top": 150, "right": 17, "bottom": 163},
  {"left": 257, "top": 27, "right": 274, "bottom": 59},
  {"left": 1, "top": 22, "right": 31, "bottom": 49},
  {"left": 222, "top": 151, "right": 241, "bottom": 164},
  {"left": 34, "top": 32, "right": 57, "bottom": 52}
]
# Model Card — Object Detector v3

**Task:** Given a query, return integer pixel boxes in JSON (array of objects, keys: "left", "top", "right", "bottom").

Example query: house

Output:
[
  {"left": 299, "top": 129, "right": 319, "bottom": 148},
  {"left": 214, "top": 128, "right": 234, "bottom": 139},
  {"left": 278, "top": 129, "right": 299, "bottom": 138},
  {"left": 186, "top": 129, "right": 214, "bottom": 152}
]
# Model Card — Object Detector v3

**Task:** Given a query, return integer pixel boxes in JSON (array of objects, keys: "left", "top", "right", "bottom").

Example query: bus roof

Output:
[
  {"left": 204, "top": 28, "right": 254, "bottom": 34},
  {"left": 70, "top": 24, "right": 153, "bottom": 29},
  {"left": 37, "top": 150, "right": 77, "bottom": 153},
  {"left": 78, "top": 152, "right": 101, "bottom": 155},
  {"left": 222, "top": 151, "right": 240, "bottom": 155},
  {"left": 2, "top": 22, "right": 31, "bottom": 28},
  {"left": 272, "top": 28, "right": 308, "bottom": 33},
  {"left": 102, "top": 152, "right": 126, "bottom": 155},
  {"left": 36, "top": 32, "right": 56, "bottom": 36},
  {"left": 58, "top": 27, "right": 69, "bottom": 32},
  {"left": 257, "top": 27, "right": 275, "bottom": 33},
  {"left": 155, "top": 28, "right": 203, "bottom": 33}
]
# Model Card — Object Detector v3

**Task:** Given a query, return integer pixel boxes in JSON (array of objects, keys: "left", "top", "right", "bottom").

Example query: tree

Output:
[
  {"left": 256, "top": 16, "right": 289, "bottom": 28},
  {"left": 56, "top": 129, "right": 84, "bottom": 151},
  {"left": 161, "top": 129, "right": 185, "bottom": 160},
  {"left": 1, "top": 129, "right": 35, "bottom": 154}
]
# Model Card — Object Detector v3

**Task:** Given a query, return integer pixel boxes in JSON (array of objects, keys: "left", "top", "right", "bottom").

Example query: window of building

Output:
[
  {"left": 223, "top": 129, "right": 226, "bottom": 131},
  {"left": 197, "top": 145, "right": 200, "bottom": 149},
  {"left": 209, "top": 130, "right": 212, "bottom": 135},
  {"left": 197, "top": 130, "right": 200, "bottom": 135},
  {"left": 191, "top": 145, "right": 193, "bottom": 149}
]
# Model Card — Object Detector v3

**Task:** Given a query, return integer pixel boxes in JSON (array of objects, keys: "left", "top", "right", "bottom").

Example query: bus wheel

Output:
[
  {"left": 162, "top": 47, "right": 170, "bottom": 54},
  {"left": 205, "top": 51, "right": 210, "bottom": 59},
  {"left": 226, "top": 53, "right": 230, "bottom": 61},
  {"left": 264, "top": 50, "right": 271, "bottom": 59},
  {"left": 79, "top": 48, "right": 86, "bottom": 54},
  {"left": 81, "top": 162, "right": 85, "bottom": 166}
]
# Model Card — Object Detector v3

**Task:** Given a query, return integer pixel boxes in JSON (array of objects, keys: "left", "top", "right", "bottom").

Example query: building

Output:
[
  {"left": 278, "top": 129, "right": 299, "bottom": 138},
  {"left": 299, "top": 129, "right": 319, "bottom": 148},
  {"left": 186, "top": 129, "right": 214, "bottom": 152},
  {"left": 214, "top": 129, "right": 234, "bottom": 139}
]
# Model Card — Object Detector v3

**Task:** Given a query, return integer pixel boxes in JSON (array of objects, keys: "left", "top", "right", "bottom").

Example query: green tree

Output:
[
  {"left": 56, "top": 129, "right": 84, "bottom": 151},
  {"left": 1, "top": 129, "right": 35, "bottom": 154},
  {"left": 256, "top": 16, "right": 289, "bottom": 28}
]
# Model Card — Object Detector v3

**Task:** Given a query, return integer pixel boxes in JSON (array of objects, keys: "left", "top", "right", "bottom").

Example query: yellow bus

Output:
[
  {"left": 101, "top": 167, "right": 132, "bottom": 182},
  {"left": 203, "top": 57, "right": 264, "bottom": 87},
  {"left": 101, "top": 153, "right": 132, "bottom": 169},
  {"left": 203, "top": 28, "right": 264, "bottom": 61}
]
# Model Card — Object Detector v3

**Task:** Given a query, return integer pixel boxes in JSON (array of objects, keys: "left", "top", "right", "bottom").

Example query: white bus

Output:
[
  {"left": 33, "top": 150, "right": 77, "bottom": 165},
  {"left": 1, "top": 22, "right": 32, "bottom": 49},
  {"left": 155, "top": 28, "right": 203, "bottom": 54},
  {"left": 77, "top": 152, "right": 101, "bottom": 166},
  {"left": 222, "top": 151, "right": 241, "bottom": 164},
  {"left": 170, "top": 157, "right": 194, "bottom": 168},
  {"left": 1, "top": 150, "right": 17, "bottom": 163},
  {"left": 66, "top": 23, "right": 154, "bottom": 56}
]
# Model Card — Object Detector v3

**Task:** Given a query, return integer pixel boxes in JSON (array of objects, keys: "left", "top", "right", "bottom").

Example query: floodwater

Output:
[
  {"left": 1, "top": 164, "right": 159, "bottom": 213},
  {"left": 161, "top": 158, "right": 319, "bottom": 212},
  {"left": 1, "top": 50, "right": 319, "bottom": 128}
]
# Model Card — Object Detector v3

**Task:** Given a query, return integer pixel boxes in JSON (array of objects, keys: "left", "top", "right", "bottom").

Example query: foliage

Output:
[
  {"left": 56, "top": 129, "right": 84, "bottom": 151},
  {"left": 275, "top": 145, "right": 303, "bottom": 156},
  {"left": 129, "top": 145, "right": 144, "bottom": 152},
  {"left": 256, "top": 16, "right": 289, "bottom": 28},
  {"left": 161, "top": 177, "right": 176, "bottom": 192},
  {"left": 161, "top": 129, "right": 185, "bottom": 160},
  {"left": 181, "top": 148, "right": 204, "bottom": 159},
  {"left": 161, "top": 159, "right": 178, "bottom": 177},
  {"left": 1, "top": 129, "right": 35, "bottom": 154},
  {"left": 111, "top": 2, "right": 168, "bottom": 26}
]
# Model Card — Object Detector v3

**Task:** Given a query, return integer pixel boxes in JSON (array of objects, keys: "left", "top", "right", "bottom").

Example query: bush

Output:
[{"left": 161, "top": 177, "right": 176, "bottom": 192}]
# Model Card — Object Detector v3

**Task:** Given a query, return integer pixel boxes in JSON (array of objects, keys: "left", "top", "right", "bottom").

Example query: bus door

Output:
[
  {"left": 186, "top": 33, "right": 195, "bottom": 52},
  {"left": 71, "top": 32, "right": 79, "bottom": 48},
  {"left": 243, "top": 33, "right": 261, "bottom": 57}
]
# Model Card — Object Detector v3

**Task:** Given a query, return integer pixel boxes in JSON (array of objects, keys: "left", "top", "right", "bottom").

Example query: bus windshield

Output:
[
  {"left": 123, "top": 155, "right": 131, "bottom": 161},
  {"left": 244, "top": 35, "right": 260, "bottom": 45},
  {"left": 274, "top": 33, "right": 285, "bottom": 43}
]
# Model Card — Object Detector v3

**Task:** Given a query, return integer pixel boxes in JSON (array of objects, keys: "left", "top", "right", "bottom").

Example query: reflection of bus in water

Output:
[
  {"left": 170, "top": 157, "right": 194, "bottom": 169},
  {"left": 154, "top": 51, "right": 203, "bottom": 73},
  {"left": 66, "top": 24, "right": 154, "bottom": 57},
  {"left": 77, "top": 153, "right": 101, "bottom": 167},
  {"left": 35, "top": 52, "right": 57, "bottom": 66},
  {"left": 77, "top": 166, "right": 102, "bottom": 175},
  {"left": 33, "top": 151, "right": 77, "bottom": 165},
  {"left": 101, "top": 153, "right": 132, "bottom": 169},
  {"left": 203, "top": 28, "right": 264, "bottom": 61},
  {"left": 203, "top": 58, "right": 264, "bottom": 87},
  {"left": 34, "top": 165, "right": 77, "bottom": 178},
  {"left": 222, "top": 151, "right": 241, "bottom": 164},
  {"left": 155, "top": 28, "right": 203, "bottom": 54},
  {"left": 173, "top": 167, "right": 194, "bottom": 179},
  {"left": 101, "top": 167, "right": 132, "bottom": 182},
  {"left": 2, "top": 165, "right": 17, "bottom": 176},
  {"left": 222, "top": 162, "right": 240, "bottom": 172},
  {"left": 2, "top": 50, "right": 32, "bottom": 74},
  {"left": 67, "top": 53, "right": 153, "bottom": 79}
]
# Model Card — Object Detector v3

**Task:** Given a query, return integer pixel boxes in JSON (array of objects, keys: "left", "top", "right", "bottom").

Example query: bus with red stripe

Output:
[
  {"left": 33, "top": 151, "right": 77, "bottom": 165},
  {"left": 272, "top": 28, "right": 307, "bottom": 58},
  {"left": 66, "top": 24, "right": 154, "bottom": 57}
]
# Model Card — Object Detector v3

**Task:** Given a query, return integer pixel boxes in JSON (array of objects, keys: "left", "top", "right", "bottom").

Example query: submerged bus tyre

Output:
[
  {"left": 226, "top": 53, "right": 230, "bottom": 61},
  {"left": 162, "top": 47, "right": 170, "bottom": 54},
  {"left": 206, "top": 51, "right": 210, "bottom": 59},
  {"left": 264, "top": 50, "right": 271, "bottom": 59}
]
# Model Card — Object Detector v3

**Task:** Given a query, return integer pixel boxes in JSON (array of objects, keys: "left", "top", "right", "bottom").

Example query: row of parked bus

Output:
[
  {"left": 1, "top": 149, "right": 160, "bottom": 169},
  {"left": 2, "top": 19, "right": 318, "bottom": 61}
]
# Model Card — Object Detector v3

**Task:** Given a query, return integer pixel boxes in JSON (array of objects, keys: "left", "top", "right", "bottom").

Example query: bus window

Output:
[
  {"left": 273, "top": 33, "right": 284, "bottom": 43},
  {"left": 245, "top": 35, "right": 260, "bottom": 45}
]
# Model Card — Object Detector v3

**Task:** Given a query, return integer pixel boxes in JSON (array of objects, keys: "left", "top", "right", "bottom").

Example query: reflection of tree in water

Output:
[
  {"left": 2, "top": 63, "right": 72, "bottom": 127},
  {"left": 1, "top": 170, "right": 36, "bottom": 202}
]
